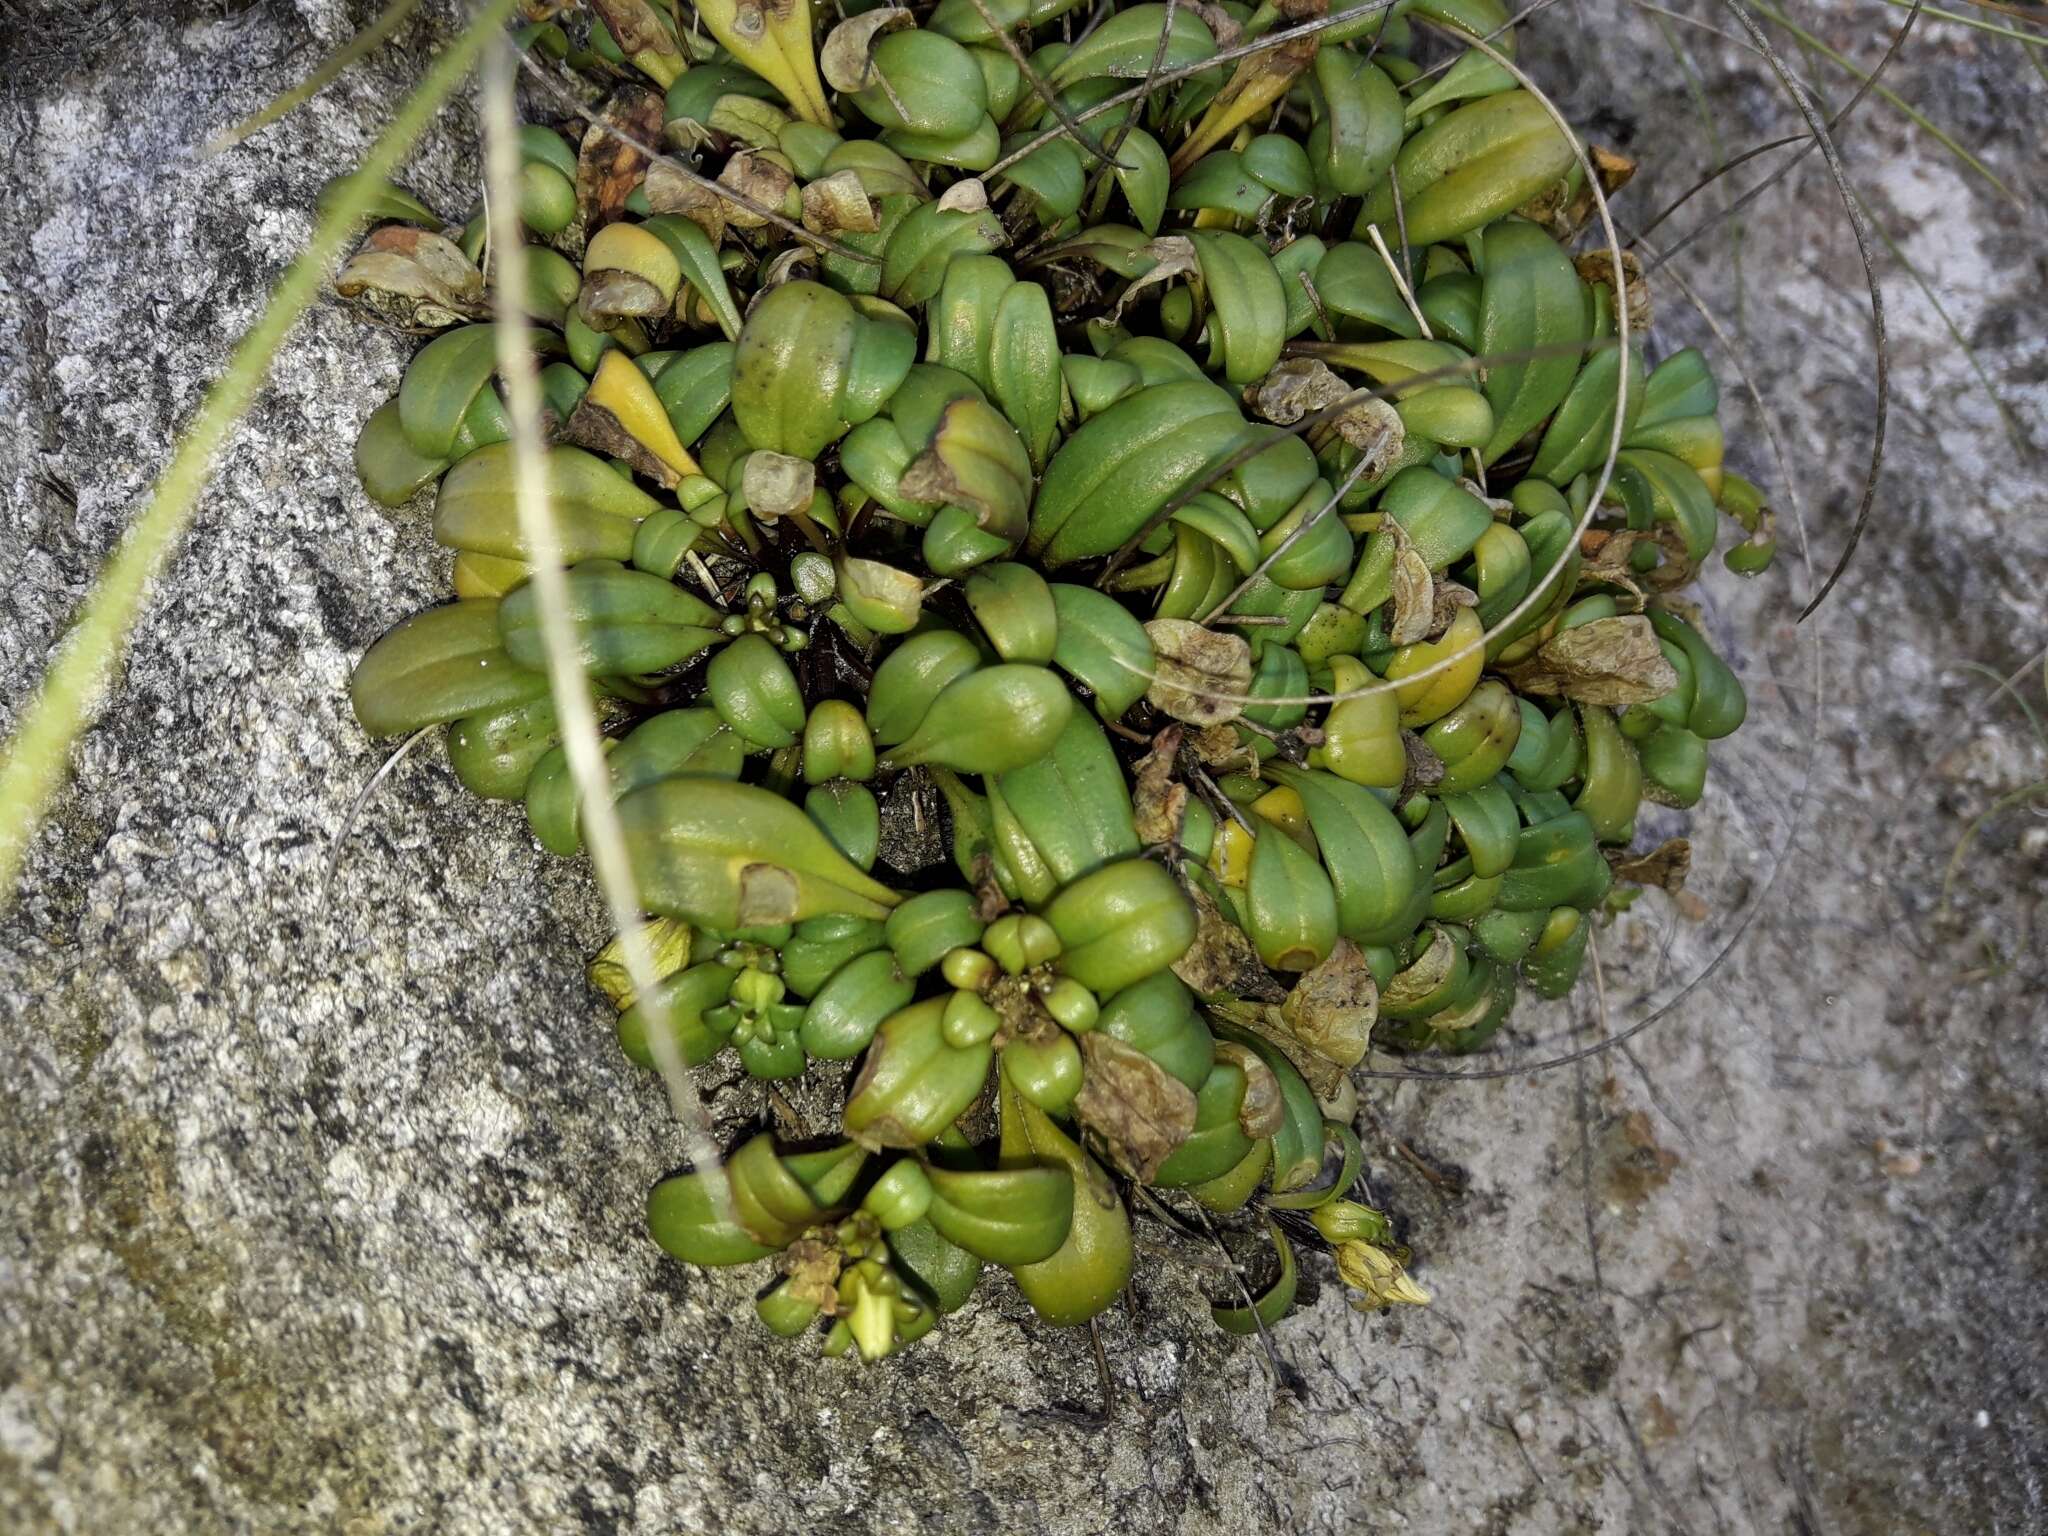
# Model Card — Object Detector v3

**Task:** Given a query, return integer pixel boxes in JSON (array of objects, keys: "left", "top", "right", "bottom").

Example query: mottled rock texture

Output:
[{"left": 1, "top": 3, "right": 2043, "bottom": 1533}]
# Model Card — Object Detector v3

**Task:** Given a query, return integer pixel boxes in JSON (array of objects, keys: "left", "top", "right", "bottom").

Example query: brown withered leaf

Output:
[
  {"left": 1213, "top": 1042, "right": 1284, "bottom": 1139},
  {"left": 1501, "top": 615, "right": 1679, "bottom": 707},
  {"left": 563, "top": 399, "right": 682, "bottom": 488},
  {"left": 1247, "top": 356, "right": 1346, "bottom": 426},
  {"left": 1388, "top": 539, "right": 1435, "bottom": 646},
  {"left": 1575, "top": 247, "right": 1652, "bottom": 333},
  {"left": 1380, "top": 927, "right": 1454, "bottom": 1014},
  {"left": 643, "top": 161, "right": 728, "bottom": 243},
  {"left": 1144, "top": 620, "right": 1252, "bottom": 727},
  {"left": 935, "top": 178, "right": 990, "bottom": 214},
  {"left": 1187, "top": 722, "right": 1251, "bottom": 770},
  {"left": 575, "top": 86, "right": 665, "bottom": 238},
  {"left": 1279, "top": 938, "right": 1377, "bottom": 1070},
  {"left": 1456, "top": 476, "right": 1515, "bottom": 520},
  {"left": 1132, "top": 726, "right": 1187, "bottom": 847},
  {"left": 970, "top": 853, "right": 1011, "bottom": 923},
  {"left": 777, "top": 1235, "right": 843, "bottom": 1311},
  {"left": 590, "top": 0, "right": 683, "bottom": 60},
  {"left": 741, "top": 450, "right": 816, "bottom": 518},
  {"left": 1582, "top": 523, "right": 1700, "bottom": 595},
  {"left": 1246, "top": 357, "right": 1403, "bottom": 459},
  {"left": 1112, "top": 235, "right": 1200, "bottom": 323},
  {"left": 1430, "top": 579, "right": 1478, "bottom": 639},
  {"left": 1074, "top": 1034, "right": 1198, "bottom": 1182},
  {"left": 759, "top": 247, "right": 818, "bottom": 290},
  {"left": 1523, "top": 143, "right": 1636, "bottom": 243},
  {"left": 334, "top": 226, "right": 487, "bottom": 330},
  {"left": 820, "top": 7, "right": 914, "bottom": 91},
  {"left": 1171, "top": 880, "right": 1285, "bottom": 1002},
  {"left": 1212, "top": 1001, "right": 1345, "bottom": 1098},
  {"left": 718, "top": 150, "right": 797, "bottom": 230},
  {"left": 578, "top": 268, "right": 668, "bottom": 323},
  {"left": 1607, "top": 837, "right": 1692, "bottom": 891},
  {"left": 1188, "top": 0, "right": 1245, "bottom": 47},
  {"left": 1400, "top": 730, "right": 1445, "bottom": 798},
  {"left": 800, "top": 168, "right": 880, "bottom": 235}
]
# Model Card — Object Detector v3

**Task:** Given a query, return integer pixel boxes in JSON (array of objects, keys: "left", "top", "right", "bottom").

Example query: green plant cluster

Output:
[{"left": 339, "top": 0, "right": 1764, "bottom": 1358}]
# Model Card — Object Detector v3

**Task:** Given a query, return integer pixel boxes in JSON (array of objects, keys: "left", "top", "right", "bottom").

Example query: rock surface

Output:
[{"left": 1, "top": 3, "right": 2043, "bottom": 1532}]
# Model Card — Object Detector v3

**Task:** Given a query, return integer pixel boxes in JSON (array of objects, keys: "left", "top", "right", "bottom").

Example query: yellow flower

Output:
[{"left": 1335, "top": 1241, "right": 1432, "bottom": 1311}]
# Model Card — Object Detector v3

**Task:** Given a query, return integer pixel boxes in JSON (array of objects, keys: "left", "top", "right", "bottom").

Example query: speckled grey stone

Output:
[{"left": 1, "top": 3, "right": 2044, "bottom": 1534}]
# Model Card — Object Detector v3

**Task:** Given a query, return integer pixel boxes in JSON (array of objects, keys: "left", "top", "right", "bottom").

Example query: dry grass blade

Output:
[
  {"left": 323, "top": 724, "right": 434, "bottom": 899},
  {"left": 1858, "top": 192, "right": 2031, "bottom": 461},
  {"left": 204, "top": 0, "right": 425, "bottom": 154},
  {"left": 0, "top": 0, "right": 516, "bottom": 910},
  {"left": 1642, "top": 0, "right": 1923, "bottom": 268},
  {"left": 1718, "top": 0, "right": 1889, "bottom": 624},
  {"left": 1749, "top": 0, "right": 2021, "bottom": 206},
  {"left": 479, "top": 42, "right": 729, "bottom": 1202},
  {"left": 1874, "top": 0, "right": 2048, "bottom": 44}
]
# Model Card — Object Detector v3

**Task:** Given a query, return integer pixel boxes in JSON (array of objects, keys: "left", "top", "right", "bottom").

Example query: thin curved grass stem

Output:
[
  {"left": 1938, "top": 781, "right": 2048, "bottom": 919},
  {"left": 1644, "top": 0, "right": 1924, "bottom": 270},
  {"left": 480, "top": 42, "right": 730, "bottom": 1201},
  {"left": 1746, "top": 0, "right": 2019, "bottom": 206},
  {"left": 205, "top": 0, "right": 426, "bottom": 154},
  {"left": 1716, "top": 0, "right": 1887, "bottom": 624}
]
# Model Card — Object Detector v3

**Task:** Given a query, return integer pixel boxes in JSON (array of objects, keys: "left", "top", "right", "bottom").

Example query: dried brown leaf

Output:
[
  {"left": 575, "top": 86, "right": 665, "bottom": 236},
  {"left": 1606, "top": 837, "right": 1691, "bottom": 890},
  {"left": 562, "top": 398, "right": 681, "bottom": 487},
  {"left": 1171, "top": 880, "right": 1283, "bottom": 1001},
  {"left": 1143, "top": 620, "right": 1252, "bottom": 727},
  {"left": 1112, "top": 235, "right": 1199, "bottom": 324},
  {"left": 935, "top": 178, "right": 990, "bottom": 214},
  {"left": 1429, "top": 578, "right": 1478, "bottom": 639},
  {"left": 1212, "top": 999, "right": 1345, "bottom": 1097},
  {"left": 589, "top": 0, "right": 683, "bottom": 60},
  {"left": 800, "top": 168, "right": 880, "bottom": 235},
  {"left": 718, "top": 150, "right": 797, "bottom": 230},
  {"left": 1248, "top": 356, "right": 1403, "bottom": 458},
  {"left": 1400, "top": 731, "right": 1444, "bottom": 797},
  {"left": 1132, "top": 725, "right": 1187, "bottom": 847},
  {"left": 643, "top": 161, "right": 729, "bottom": 243},
  {"left": 1574, "top": 247, "right": 1652, "bottom": 333},
  {"left": 334, "top": 226, "right": 487, "bottom": 328},
  {"left": 778, "top": 1234, "right": 843, "bottom": 1310},
  {"left": 1214, "top": 1041, "right": 1284, "bottom": 1139},
  {"left": 1380, "top": 927, "right": 1453, "bottom": 1014},
  {"left": 1500, "top": 615, "right": 1680, "bottom": 707},
  {"left": 1074, "top": 1032, "right": 1198, "bottom": 1182},
  {"left": 741, "top": 449, "right": 816, "bottom": 518},
  {"left": 1188, "top": 723, "right": 1251, "bottom": 771},
  {"left": 820, "top": 8, "right": 914, "bottom": 91},
  {"left": 1279, "top": 938, "right": 1376, "bottom": 1069},
  {"left": 1388, "top": 541, "right": 1435, "bottom": 646}
]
